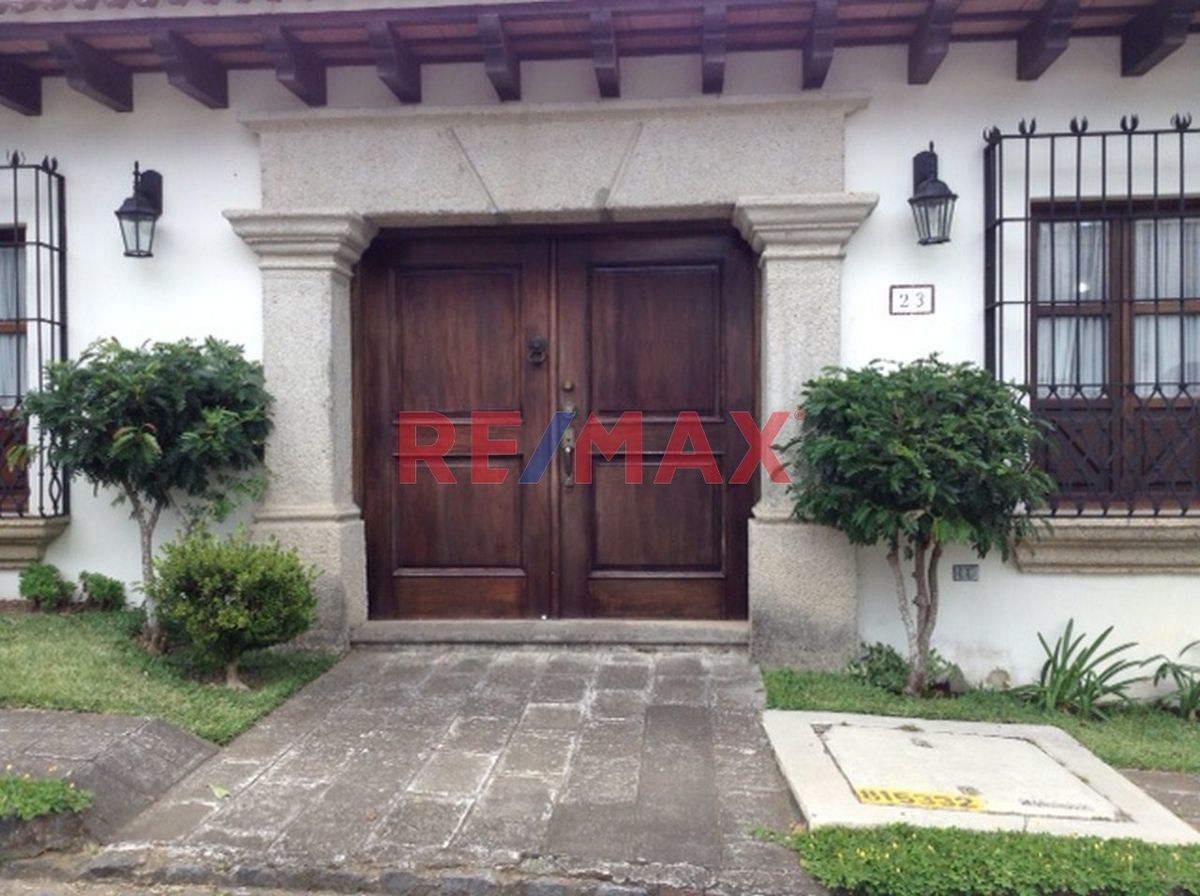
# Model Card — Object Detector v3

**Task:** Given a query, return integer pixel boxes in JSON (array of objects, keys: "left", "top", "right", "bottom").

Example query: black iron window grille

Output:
[
  {"left": 0, "top": 152, "right": 67, "bottom": 518},
  {"left": 984, "top": 115, "right": 1198, "bottom": 517}
]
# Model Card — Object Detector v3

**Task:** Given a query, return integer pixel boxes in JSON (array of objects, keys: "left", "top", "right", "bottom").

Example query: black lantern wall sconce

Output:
[
  {"left": 908, "top": 143, "right": 957, "bottom": 246},
  {"left": 115, "top": 163, "right": 163, "bottom": 258}
]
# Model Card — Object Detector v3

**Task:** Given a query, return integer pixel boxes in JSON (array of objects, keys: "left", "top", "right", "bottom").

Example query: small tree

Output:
[
  {"left": 785, "top": 357, "right": 1053, "bottom": 695},
  {"left": 21, "top": 338, "right": 272, "bottom": 643}
]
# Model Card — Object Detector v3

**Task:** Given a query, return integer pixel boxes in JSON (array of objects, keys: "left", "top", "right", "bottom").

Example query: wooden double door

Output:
[{"left": 357, "top": 229, "right": 755, "bottom": 620}]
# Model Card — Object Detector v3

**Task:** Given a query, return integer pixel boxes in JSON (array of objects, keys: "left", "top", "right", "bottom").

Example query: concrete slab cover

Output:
[{"left": 763, "top": 711, "right": 1200, "bottom": 844}]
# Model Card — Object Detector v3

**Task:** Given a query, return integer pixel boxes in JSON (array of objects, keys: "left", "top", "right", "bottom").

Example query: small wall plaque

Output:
[{"left": 889, "top": 284, "right": 935, "bottom": 316}]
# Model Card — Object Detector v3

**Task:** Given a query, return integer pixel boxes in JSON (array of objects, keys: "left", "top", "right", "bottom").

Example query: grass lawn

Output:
[
  {"left": 764, "top": 669, "right": 1200, "bottom": 773},
  {"left": 772, "top": 824, "right": 1200, "bottom": 896},
  {"left": 0, "top": 609, "right": 337, "bottom": 744}
]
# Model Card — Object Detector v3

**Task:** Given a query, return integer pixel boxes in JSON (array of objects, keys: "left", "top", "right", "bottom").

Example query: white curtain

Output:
[
  {"left": 1134, "top": 314, "right": 1200, "bottom": 397},
  {"left": 0, "top": 246, "right": 24, "bottom": 404},
  {"left": 1037, "top": 220, "right": 1108, "bottom": 304},
  {"left": 1134, "top": 218, "right": 1200, "bottom": 299},
  {"left": 1037, "top": 317, "right": 1107, "bottom": 398}
]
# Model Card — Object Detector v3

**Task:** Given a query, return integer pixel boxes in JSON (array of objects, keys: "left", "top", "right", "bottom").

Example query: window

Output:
[
  {"left": 984, "top": 118, "right": 1200, "bottom": 516},
  {"left": 0, "top": 229, "right": 28, "bottom": 513},
  {"left": 0, "top": 154, "right": 67, "bottom": 519},
  {"left": 1030, "top": 208, "right": 1200, "bottom": 510}
]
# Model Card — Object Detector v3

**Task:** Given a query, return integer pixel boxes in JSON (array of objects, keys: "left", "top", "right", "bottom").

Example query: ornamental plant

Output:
[
  {"left": 78, "top": 571, "right": 127, "bottom": 611},
  {"left": 20, "top": 338, "right": 272, "bottom": 645},
  {"left": 18, "top": 561, "right": 73, "bottom": 611},
  {"left": 148, "top": 528, "right": 317, "bottom": 690},
  {"left": 784, "top": 357, "right": 1053, "bottom": 695}
]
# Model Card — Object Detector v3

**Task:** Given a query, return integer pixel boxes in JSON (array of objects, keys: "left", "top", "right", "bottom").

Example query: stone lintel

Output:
[
  {"left": 1014, "top": 517, "right": 1200, "bottom": 574},
  {"left": 240, "top": 93, "right": 872, "bottom": 133},
  {"left": 0, "top": 516, "right": 69, "bottom": 570},
  {"left": 733, "top": 193, "right": 880, "bottom": 261},
  {"left": 223, "top": 209, "right": 377, "bottom": 277}
]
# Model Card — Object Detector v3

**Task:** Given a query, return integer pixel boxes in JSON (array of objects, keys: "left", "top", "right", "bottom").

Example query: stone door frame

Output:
[{"left": 226, "top": 94, "right": 878, "bottom": 668}]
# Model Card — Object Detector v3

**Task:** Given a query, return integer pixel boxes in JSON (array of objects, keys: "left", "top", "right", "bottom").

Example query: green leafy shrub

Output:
[
  {"left": 845, "top": 642, "right": 967, "bottom": 696},
  {"left": 77, "top": 571, "right": 126, "bottom": 611},
  {"left": 1012, "top": 619, "right": 1142, "bottom": 719},
  {"left": 0, "top": 776, "right": 91, "bottom": 822},
  {"left": 785, "top": 358, "right": 1052, "bottom": 694},
  {"left": 21, "top": 338, "right": 272, "bottom": 645},
  {"left": 845, "top": 643, "right": 909, "bottom": 694},
  {"left": 1147, "top": 640, "right": 1200, "bottom": 722},
  {"left": 772, "top": 824, "right": 1200, "bottom": 896},
  {"left": 148, "top": 529, "right": 317, "bottom": 690},
  {"left": 17, "top": 562, "right": 73, "bottom": 612}
]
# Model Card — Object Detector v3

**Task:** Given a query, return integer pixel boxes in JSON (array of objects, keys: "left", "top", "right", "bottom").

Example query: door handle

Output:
[
  {"left": 561, "top": 424, "right": 575, "bottom": 488},
  {"left": 527, "top": 337, "right": 548, "bottom": 366}
]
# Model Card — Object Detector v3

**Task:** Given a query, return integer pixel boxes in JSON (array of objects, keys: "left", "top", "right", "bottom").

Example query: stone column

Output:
[
  {"left": 224, "top": 210, "right": 377, "bottom": 648},
  {"left": 733, "top": 194, "right": 877, "bottom": 670}
]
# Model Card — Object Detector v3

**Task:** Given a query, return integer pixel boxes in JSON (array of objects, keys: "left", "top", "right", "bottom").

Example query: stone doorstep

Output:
[
  {"left": 351, "top": 620, "right": 750, "bottom": 651},
  {"left": 2, "top": 844, "right": 823, "bottom": 896}
]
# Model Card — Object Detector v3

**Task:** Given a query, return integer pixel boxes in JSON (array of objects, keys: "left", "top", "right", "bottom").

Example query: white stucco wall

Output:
[{"left": 0, "top": 35, "right": 1195, "bottom": 681}]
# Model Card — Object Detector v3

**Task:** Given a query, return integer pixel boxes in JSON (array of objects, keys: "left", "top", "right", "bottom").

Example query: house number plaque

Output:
[{"left": 889, "top": 284, "right": 935, "bottom": 315}]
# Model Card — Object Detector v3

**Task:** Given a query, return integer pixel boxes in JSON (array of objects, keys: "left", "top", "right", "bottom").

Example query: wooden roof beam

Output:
[
  {"left": 0, "top": 57, "right": 41, "bottom": 116},
  {"left": 702, "top": 4, "right": 727, "bottom": 95},
  {"left": 1016, "top": 0, "right": 1079, "bottom": 81},
  {"left": 264, "top": 25, "right": 326, "bottom": 107},
  {"left": 908, "top": 0, "right": 960, "bottom": 84},
  {"left": 480, "top": 13, "right": 520, "bottom": 101},
  {"left": 1122, "top": 0, "right": 1199, "bottom": 76},
  {"left": 590, "top": 11, "right": 619, "bottom": 98},
  {"left": 802, "top": 0, "right": 837, "bottom": 90},
  {"left": 368, "top": 21, "right": 420, "bottom": 104},
  {"left": 152, "top": 30, "right": 227, "bottom": 109},
  {"left": 49, "top": 35, "right": 131, "bottom": 112}
]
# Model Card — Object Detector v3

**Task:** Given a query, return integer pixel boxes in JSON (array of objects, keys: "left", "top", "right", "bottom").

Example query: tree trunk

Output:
[
  {"left": 124, "top": 486, "right": 165, "bottom": 651},
  {"left": 906, "top": 540, "right": 931, "bottom": 695},
  {"left": 225, "top": 658, "right": 249, "bottom": 691},
  {"left": 887, "top": 544, "right": 920, "bottom": 690},
  {"left": 905, "top": 539, "right": 945, "bottom": 696}
]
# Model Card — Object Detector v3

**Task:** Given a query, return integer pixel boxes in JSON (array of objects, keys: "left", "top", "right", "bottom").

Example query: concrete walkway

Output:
[{"left": 37, "top": 649, "right": 814, "bottom": 896}]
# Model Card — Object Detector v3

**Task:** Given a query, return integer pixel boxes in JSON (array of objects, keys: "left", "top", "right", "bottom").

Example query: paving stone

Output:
[
  {"left": 268, "top": 775, "right": 393, "bottom": 862},
  {"left": 545, "top": 802, "right": 636, "bottom": 862},
  {"left": 444, "top": 716, "right": 519, "bottom": 753},
  {"left": 531, "top": 675, "right": 591, "bottom": 703},
  {"left": 520, "top": 703, "right": 585, "bottom": 730},
  {"left": 632, "top": 706, "right": 721, "bottom": 867},
  {"left": 650, "top": 677, "right": 709, "bottom": 706},
  {"left": 654, "top": 655, "right": 707, "bottom": 677},
  {"left": 454, "top": 775, "right": 557, "bottom": 852},
  {"left": 590, "top": 692, "right": 647, "bottom": 721},
  {"left": 369, "top": 796, "right": 473, "bottom": 855},
  {"left": 495, "top": 731, "right": 575, "bottom": 780},
  {"left": 560, "top": 754, "right": 640, "bottom": 805},
  {"left": 119, "top": 799, "right": 217, "bottom": 842},
  {"left": 712, "top": 744, "right": 786, "bottom": 788},
  {"left": 409, "top": 751, "right": 497, "bottom": 798},
  {"left": 595, "top": 665, "right": 651, "bottom": 691},
  {"left": 545, "top": 655, "right": 600, "bottom": 676}
]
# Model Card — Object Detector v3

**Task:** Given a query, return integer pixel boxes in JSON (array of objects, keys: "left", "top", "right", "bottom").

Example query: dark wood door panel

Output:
[
  {"left": 556, "top": 232, "right": 755, "bottom": 620},
  {"left": 360, "top": 237, "right": 552, "bottom": 619},
  {"left": 589, "top": 265, "right": 723, "bottom": 416}
]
